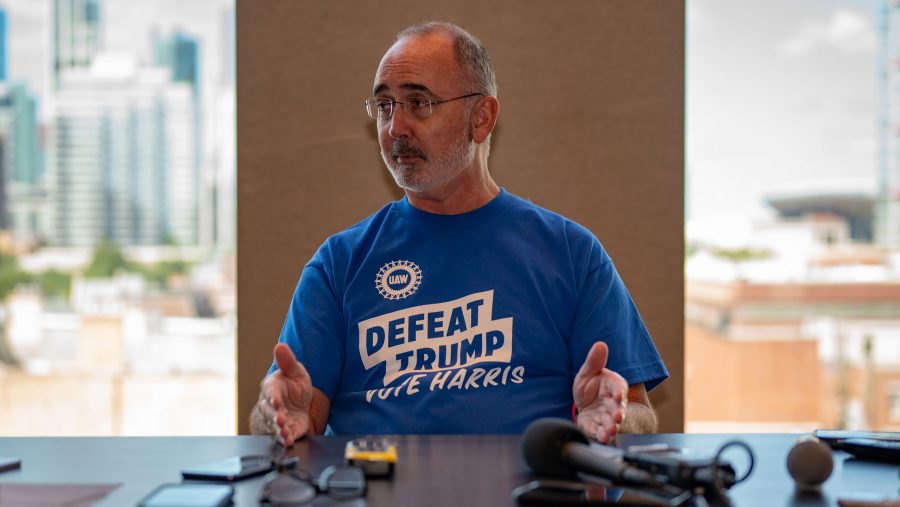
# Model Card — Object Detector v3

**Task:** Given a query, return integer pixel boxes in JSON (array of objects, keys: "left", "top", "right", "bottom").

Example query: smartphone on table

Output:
[
  {"left": 138, "top": 483, "right": 233, "bottom": 507},
  {"left": 180, "top": 455, "right": 273, "bottom": 482}
]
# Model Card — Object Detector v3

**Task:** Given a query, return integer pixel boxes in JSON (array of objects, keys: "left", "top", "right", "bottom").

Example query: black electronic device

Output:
[
  {"left": 521, "top": 418, "right": 665, "bottom": 488},
  {"left": 512, "top": 480, "right": 617, "bottom": 506},
  {"left": 0, "top": 457, "right": 21, "bottom": 473},
  {"left": 840, "top": 438, "right": 900, "bottom": 464},
  {"left": 138, "top": 483, "right": 234, "bottom": 507},
  {"left": 181, "top": 455, "right": 273, "bottom": 482},
  {"left": 814, "top": 429, "right": 900, "bottom": 449},
  {"left": 623, "top": 447, "right": 737, "bottom": 491},
  {"left": 512, "top": 479, "right": 687, "bottom": 507}
]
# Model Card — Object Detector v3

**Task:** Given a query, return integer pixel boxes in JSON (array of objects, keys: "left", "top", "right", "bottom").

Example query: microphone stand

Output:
[
  {"left": 559, "top": 471, "right": 730, "bottom": 507},
  {"left": 569, "top": 465, "right": 735, "bottom": 507}
]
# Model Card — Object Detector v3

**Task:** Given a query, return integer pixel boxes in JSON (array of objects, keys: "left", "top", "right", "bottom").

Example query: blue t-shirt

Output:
[{"left": 272, "top": 189, "right": 668, "bottom": 434}]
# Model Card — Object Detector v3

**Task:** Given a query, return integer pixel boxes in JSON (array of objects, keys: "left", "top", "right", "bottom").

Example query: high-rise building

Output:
[
  {"left": 0, "top": 83, "right": 43, "bottom": 234},
  {"left": 155, "top": 31, "right": 201, "bottom": 247},
  {"left": 0, "top": 7, "right": 8, "bottom": 82},
  {"left": 155, "top": 31, "right": 200, "bottom": 94},
  {"left": 51, "top": 54, "right": 197, "bottom": 247},
  {"left": 53, "top": 0, "right": 101, "bottom": 87},
  {"left": 876, "top": 0, "right": 900, "bottom": 246}
]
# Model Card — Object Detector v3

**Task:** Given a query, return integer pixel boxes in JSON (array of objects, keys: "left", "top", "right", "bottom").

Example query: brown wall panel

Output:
[{"left": 237, "top": 1, "right": 685, "bottom": 434}]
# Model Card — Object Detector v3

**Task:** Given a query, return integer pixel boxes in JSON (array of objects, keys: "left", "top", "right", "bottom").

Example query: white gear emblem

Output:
[{"left": 375, "top": 260, "right": 423, "bottom": 300}]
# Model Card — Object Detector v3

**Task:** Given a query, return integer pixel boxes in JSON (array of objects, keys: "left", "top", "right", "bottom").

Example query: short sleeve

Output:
[
  {"left": 268, "top": 248, "right": 346, "bottom": 400},
  {"left": 568, "top": 235, "right": 669, "bottom": 391}
]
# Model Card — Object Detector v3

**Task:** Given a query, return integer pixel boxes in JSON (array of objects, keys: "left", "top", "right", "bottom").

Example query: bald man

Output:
[{"left": 250, "top": 22, "right": 668, "bottom": 445}]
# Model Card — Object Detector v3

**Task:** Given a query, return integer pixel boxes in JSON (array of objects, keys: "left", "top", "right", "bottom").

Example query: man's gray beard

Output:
[{"left": 382, "top": 136, "right": 475, "bottom": 193}]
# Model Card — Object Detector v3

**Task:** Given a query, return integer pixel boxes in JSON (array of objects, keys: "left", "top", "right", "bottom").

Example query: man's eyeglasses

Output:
[
  {"left": 258, "top": 460, "right": 367, "bottom": 505},
  {"left": 364, "top": 92, "right": 485, "bottom": 121}
]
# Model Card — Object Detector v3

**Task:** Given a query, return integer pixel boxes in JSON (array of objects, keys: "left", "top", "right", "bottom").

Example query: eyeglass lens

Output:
[
  {"left": 264, "top": 465, "right": 365, "bottom": 505},
  {"left": 366, "top": 99, "right": 419, "bottom": 121},
  {"left": 321, "top": 465, "right": 366, "bottom": 499},
  {"left": 265, "top": 473, "right": 316, "bottom": 505}
]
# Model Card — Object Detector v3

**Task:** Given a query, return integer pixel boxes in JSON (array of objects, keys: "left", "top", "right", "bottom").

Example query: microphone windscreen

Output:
[
  {"left": 522, "top": 418, "right": 589, "bottom": 478},
  {"left": 786, "top": 435, "right": 833, "bottom": 489}
]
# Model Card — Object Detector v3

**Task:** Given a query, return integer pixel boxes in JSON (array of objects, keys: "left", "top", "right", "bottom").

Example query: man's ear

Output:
[{"left": 471, "top": 96, "right": 500, "bottom": 144}]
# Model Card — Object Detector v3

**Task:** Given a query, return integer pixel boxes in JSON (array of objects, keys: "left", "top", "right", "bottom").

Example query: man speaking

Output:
[{"left": 250, "top": 22, "right": 668, "bottom": 444}]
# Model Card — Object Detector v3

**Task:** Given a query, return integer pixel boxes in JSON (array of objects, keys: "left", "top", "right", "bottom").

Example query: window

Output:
[
  {"left": 0, "top": 0, "right": 235, "bottom": 436},
  {"left": 686, "top": 0, "right": 900, "bottom": 432}
]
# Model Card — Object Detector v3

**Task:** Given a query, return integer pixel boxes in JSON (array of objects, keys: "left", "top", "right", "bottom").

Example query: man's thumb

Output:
[
  {"left": 579, "top": 341, "right": 609, "bottom": 377},
  {"left": 274, "top": 343, "right": 307, "bottom": 379}
]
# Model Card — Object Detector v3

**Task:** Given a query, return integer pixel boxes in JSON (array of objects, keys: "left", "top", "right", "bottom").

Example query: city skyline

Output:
[
  {"left": 0, "top": 0, "right": 234, "bottom": 249},
  {"left": 0, "top": 0, "right": 887, "bottom": 235},
  {"left": 0, "top": 0, "right": 231, "bottom": 121}
]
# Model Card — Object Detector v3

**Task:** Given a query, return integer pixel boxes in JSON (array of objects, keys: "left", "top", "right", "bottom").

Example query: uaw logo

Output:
[
  {"left": 375, "top": 260, "right": 422, "bottom": 300},
  {"left": 358, "top": 290, "right": 513, "bottom": 385}
]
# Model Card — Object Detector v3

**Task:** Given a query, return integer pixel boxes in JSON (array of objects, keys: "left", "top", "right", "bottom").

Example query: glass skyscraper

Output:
[
  {"left": 52, "top": 59, "right": 197, "bottom": 247},
  {"left": 155, "top": 31, "right": 202, "bottom": 247},
  {"left": 49, "top": 2, "right": 201, "bottom": 247},
  {"left": 0, "top": 84, "right": 42, "bottom": 235},
  {"left": 54, "top": 0, "right": 101, "bottom": 87}
]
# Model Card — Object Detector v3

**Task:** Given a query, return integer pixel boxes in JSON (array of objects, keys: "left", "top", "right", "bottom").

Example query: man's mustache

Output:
[{"left": 390, "top": 141, "right": 426, "bottom": 159}]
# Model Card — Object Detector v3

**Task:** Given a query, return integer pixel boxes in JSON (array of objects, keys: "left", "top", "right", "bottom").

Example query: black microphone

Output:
[{"left": 521, "top": 418, "right": 664, "bottom": 488}]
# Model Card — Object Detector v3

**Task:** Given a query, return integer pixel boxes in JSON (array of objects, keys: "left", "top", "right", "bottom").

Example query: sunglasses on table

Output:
[{"left": 258, "top": 458, "right": 367, "bottom": 505}]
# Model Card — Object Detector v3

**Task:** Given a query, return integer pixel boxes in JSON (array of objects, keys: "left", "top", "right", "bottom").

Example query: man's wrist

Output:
[{"left": 619, "top": 402, "right": 658, "bottom": 434}]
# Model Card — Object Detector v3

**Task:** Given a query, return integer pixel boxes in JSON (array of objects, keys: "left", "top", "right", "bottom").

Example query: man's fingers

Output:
[
  {"left": 260, "top": 375, "right": 284, "bottom": 411},
  {"left": 273, "top": 343, "right": 310, "bottom": 380},
  {"left": 577, "top": 341, "right": 609, "bottom": 380},
  {"left": 258, "top": 396, "right": 286, "bottom": 442},
  {"left": 259, "top": 395, "right": 277, "bottom": 420},
  {"left": 261, "top": 395, "right": 301, "bottom": 446},
  {"left": 574, "top": 343, "right": 627, "bottom": 444},
  {"left": 278, "top": 414, "right": 309, "bottom": 447}
]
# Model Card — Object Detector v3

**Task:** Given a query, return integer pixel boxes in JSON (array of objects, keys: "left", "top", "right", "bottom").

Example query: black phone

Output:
[
  {"left": 0, "top": 457, "right": 21, "bottom": 473},
  {"left": 513, "top": 480, "right": 616, "bottom": 506},
  {"left": 138, "top": 483, "right": 233, "bottom": 507},
  {"left": 180, "top": 455, "right": 273, "bottom": 482},
  {"left": 814, "top": 429, "right": 900, "bottom": 449},
  {"left": 512, "top": 480, "right": 678, "bottom": 507}
]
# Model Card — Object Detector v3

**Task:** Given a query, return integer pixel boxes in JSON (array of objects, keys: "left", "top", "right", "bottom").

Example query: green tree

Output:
[
  {"left": 710, "top": 247, "right": 773, "bottom": 263},
  {"left": 37, "top": 269, "right": 72, "bottom": 300},
  {"left": 84, "top": 241, "right": 133, "bottom": 278},
  {"left": 139, "top": 259, "right": 192, "bottom": 287},
  {"left": 0, "top": 252, "right": 30, "bottom": 300}
]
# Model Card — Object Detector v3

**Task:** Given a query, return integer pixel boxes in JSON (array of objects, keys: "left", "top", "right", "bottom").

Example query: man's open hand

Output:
[
  {"left": 256, "top": 343, "right": 314, "bottom": 445},
  {"left": 572, "top": 341, "right": 629, "bottom": 444}
]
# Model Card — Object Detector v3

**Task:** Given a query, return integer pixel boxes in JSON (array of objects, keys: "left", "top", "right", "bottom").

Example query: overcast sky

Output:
[
  {"left": 688, "top": 0, "right": 883, "bottom": 223},
  {"left": 0, "top": 0, "right": 887, "bottom": 227}
]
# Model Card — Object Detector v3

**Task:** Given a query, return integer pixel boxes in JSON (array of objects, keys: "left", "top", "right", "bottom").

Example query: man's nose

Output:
[{"left": 387, "top": 105, "right": 413, "bottom": 139}]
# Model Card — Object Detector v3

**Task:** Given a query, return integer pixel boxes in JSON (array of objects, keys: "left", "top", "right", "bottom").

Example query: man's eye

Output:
[
  {"left": 410, "top": 98, "right": 431, "bottom": 109},
  {"left": 376, "top": 100, "right": 392, "bottom": 111}
]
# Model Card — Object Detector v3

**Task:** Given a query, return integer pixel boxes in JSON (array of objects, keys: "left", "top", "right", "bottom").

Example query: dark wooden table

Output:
[{"left": 0, "top": 433, "right": 896, "bottom": 506}]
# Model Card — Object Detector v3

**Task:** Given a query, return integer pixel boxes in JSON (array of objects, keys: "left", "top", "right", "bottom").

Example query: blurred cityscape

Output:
[
  {"left": 685, "top": 1, "right": 900, "bottom": 432},
  {"left": 0, "top": 0, "right": 235, "bottom": 435}
]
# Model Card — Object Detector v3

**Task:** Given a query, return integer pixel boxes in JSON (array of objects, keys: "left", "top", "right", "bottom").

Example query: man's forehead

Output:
[{"left": 372, "top": 34, "right": 459, "bottom": 95}]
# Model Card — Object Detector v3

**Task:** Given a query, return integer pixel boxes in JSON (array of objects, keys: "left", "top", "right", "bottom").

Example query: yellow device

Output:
[{"left": 344, "top": 438, "right": 397, "bottom": 478}]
